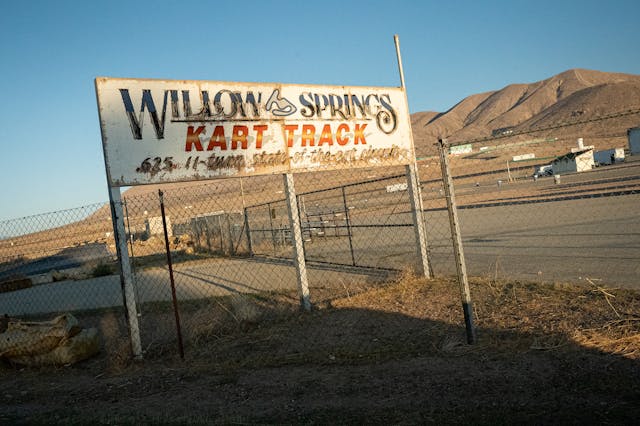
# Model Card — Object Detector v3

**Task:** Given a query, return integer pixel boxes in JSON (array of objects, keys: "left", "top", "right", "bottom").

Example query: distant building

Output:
[
  {"left": 551, "top": 148, "right": 595, "bottom": 174},
  {"left": 492, "top": 127, "right": 514, "bottom": 137},
  {"left": 629, "top": 127, "right": 640, "bottom": 155},
  {"left": 594, "top": 148, "right": 625, "bottom": 166},
  {"left": 449, "top": 144, "right": 473, "bottom": 155}
]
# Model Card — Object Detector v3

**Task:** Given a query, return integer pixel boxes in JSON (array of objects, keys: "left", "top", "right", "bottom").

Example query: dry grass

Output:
[
  {"left": 123, "top": 271, "right": 640, "bottom": 367},
  {"left": 2, "top": 273, "right": 639, "bottom": 425}
]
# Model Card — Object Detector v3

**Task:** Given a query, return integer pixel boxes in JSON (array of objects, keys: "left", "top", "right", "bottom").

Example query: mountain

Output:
[{"left": 411, "top": 69, "right": 640, "bottom": 157}]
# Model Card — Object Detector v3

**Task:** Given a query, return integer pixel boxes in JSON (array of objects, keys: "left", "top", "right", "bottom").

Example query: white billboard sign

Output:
[
  {"left": 95, "top": 77, "right": 415, "bottom": 186},
  {"left": 512, "top": 153, "right": 535, "bottom": 162}
]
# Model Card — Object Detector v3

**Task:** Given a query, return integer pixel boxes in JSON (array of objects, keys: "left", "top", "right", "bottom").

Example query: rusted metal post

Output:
[
  {"left": 158, "top": 190, "right": 185, "bottom": 359},
  {"left": 283, "top": 173, "right": 311, "bottom": 311},
  {"left": 437, "top": 138, "right": 476, "bottom": 344}
]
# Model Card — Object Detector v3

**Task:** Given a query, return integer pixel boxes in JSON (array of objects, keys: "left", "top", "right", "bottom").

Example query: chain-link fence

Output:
[
  {"left": 1, "top": 135, "right": 639, "bottom": 363},
  {"left": 0, "top": 204, "right": 131, "bottom": 365},
  {"left": 420, "top": 136, "right": 640, "bottom": 287}
]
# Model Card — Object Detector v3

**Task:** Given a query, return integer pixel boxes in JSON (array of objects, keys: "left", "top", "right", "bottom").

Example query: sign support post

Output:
[
  {"left": 437, "top": 138, "right": 476, "bottom": 344},
  {"left": 394, "top": 35, "right": 431, "bottom": 278},
  {"left": 406, "top": 164, "right": 431, "bottom": 277},
  {"left": 283, "top": 173, "right": 311, "bottom": 311},
  {"left": 107, "top": 186, "right": 143, "bottom": 358}
]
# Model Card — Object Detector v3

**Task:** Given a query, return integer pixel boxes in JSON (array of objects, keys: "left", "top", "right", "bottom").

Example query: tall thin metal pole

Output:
[
  {"left": 395, "top": 34, "right": 431, "bottom": 277},
  {"left": 243, "top": 207, "right": 253, "bottom": 256},
  {"left": 394, "top": 34, "right": 406, "bottom": 89},
  {"left": 122, "top": 197, "right": 142, "bottom": 314},
  {"left": 283, "top": 173, "right": 311, "bottom": 311},
  {"left": 239, "top": 177, "right": 246, "bottom": 209},
  {"left": 342, "top": 187, "right": 356, "bottom": 266},
  {"left": 267, "top": 202, "right": 276, "bottom": 254},
  {"left": 158, "top": 190, "right": 185, "bottom": 359},
  {"left": 437, "top": 138, "right": 476, "bottom": 344}
]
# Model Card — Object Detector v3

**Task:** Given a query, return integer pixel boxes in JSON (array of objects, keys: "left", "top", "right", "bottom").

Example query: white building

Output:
[
  {"left": 145, "top": 216, "right": 171, "bottom": 237},
  {"left": 551, "top": 148, "right": 595, "bottom": 174}
]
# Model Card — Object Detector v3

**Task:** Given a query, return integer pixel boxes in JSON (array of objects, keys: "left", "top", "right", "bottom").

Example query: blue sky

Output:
[{"left": 1, "top": 0, "right": 639, "bottom": 221}]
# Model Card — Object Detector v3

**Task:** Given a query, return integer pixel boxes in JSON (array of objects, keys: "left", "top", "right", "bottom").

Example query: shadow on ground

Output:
[{"left": 1, "top": 277, "right": 639, "bottom": 424}]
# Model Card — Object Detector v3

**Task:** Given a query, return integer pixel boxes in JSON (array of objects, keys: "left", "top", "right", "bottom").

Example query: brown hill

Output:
[{"left": 412, "top": 69, "right": 640, "bottom": 157}]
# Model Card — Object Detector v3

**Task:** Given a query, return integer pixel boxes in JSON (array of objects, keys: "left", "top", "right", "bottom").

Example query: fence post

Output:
[
  {"left": 296, "top": 194, "right": 309, "bottom": 249},
  {"left": 341, "top": 187, "right": 356, "bottom": 266},
  {"left": 406, "top": 163, "right": 431, "bottom": 278},
  {"left": 158, "top": 190, "right": 185, "bottom": 359},
  {"left": 437, "top": 138, "right": 476, "bottom": 344},
  {"left": 244, "top": 207, "right": 253, "bottom": 256},
  {"left": 267, "top": 202, "right": 276, "bottom": 254},
  {"left": 283, "top": 173, "right": 311, "bottom": 311},
  {"left": 205, "top": 220, "right": 212, "bottom": 253},
  {"left": 107, "top": 186, "right": 143, "bottom": 359},
  {"left": 226, "top": 215, "right": 234, "bottom": 255},
  {"left": 217, "top": 215, "right": 224, "bottom": 254}
]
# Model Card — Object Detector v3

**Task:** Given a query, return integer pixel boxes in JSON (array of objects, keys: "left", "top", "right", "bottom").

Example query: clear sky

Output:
[{"left": 1, "top": 0, "right": 639, "bottom": 221}]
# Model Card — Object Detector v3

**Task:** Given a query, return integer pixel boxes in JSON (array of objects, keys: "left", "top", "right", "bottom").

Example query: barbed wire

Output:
[{"left": 446, "top": 107, "right": 640, "bottom": 147}]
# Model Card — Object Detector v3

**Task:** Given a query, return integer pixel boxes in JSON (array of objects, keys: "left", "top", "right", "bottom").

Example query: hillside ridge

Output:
[{"left": 411, "top": 68, "right": 640, "bottom": 156}]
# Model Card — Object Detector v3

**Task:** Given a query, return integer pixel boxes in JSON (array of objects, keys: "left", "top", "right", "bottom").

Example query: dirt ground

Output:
[{"left": 1, "top": 274, "right": 639, "bottom": 425}]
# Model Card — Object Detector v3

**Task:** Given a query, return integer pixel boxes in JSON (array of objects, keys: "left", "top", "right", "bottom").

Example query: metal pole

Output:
[
  {"left": 406, "top": 164, "right": 431, "bottom": 278},
  {"left": 227, "top": 215, "right": 234, "bottom": 255},
  {"left": 267, "top": 202, "right": 276, "bottom": 253},
  {"left": 158, "top": 190, "right": 185, "bottom": 359},
  {"left": 218, "top": 215, "right": 224, "bottom": 254},
  {"left": 296, "top": 194, "right": 309, "bottom": 249},
  {"left": 243, "top": 207, "right": 253, "bottom": 256},
  {"left": 239, "top": 177, "right": 246, "bottom": 209},
  {"left": 342, "top": 187, "right": 356, "bottom": 266},
  {"left": 394, "top": 34, "right": 406, "bottom": 89},
  {"left": 108, "top": 186, "right": 142, "bottom": 359},
  {"left": 122, "top": 198, "right": 142, "bottom": 314},
  {"left": 205, "top": 220, "right": 212, "bottom": 253},
  {"left": 395, "top": 34, "right": 431, "bottom": 277},
  {"left": 283, "top": 173, "right": 311, "bottom": 311},
  {"left": 437, "top": 138, "right": 476, "bottom": 344}
]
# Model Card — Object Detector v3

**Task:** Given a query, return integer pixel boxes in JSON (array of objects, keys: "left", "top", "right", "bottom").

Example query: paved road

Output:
[
  {"left": 2, "top": 164, "right": 638, "bottom": 316},
  {"left": 0, "top": 243, "right": 112, "bottom": 280},
  {"left": 0, "top": 257, "right": 390, "bottom": 316}
]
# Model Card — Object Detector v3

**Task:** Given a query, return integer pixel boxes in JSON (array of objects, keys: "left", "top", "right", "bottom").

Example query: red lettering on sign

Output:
[
  {"left": 302, "top": 124, "right": 316, "bottom": 147},
  {"left": 336, "top": 123, "right": 349, "bottom": 146},
  {"left": 318, "top": 124, "right": 333, "bottom": 146},
  {"left": 354, "top": 123, "right": 367, "bottom": 144},
  {"left": 207, "top": 126, "right": 227, "bottom": 150},
  {"left": 253, "top": 125, "right": 268, "bottom": 149},
  {"left": 231, "top": 125, "right": 249, "bottom": 149},
  {"left": 185, "top": 126, "right": 205, "bottom": 151},
  {"left": 284, "top": 124, "right": 298, "bottom": 148}
]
